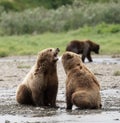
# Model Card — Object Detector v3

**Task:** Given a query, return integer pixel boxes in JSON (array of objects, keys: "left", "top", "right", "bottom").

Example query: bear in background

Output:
[
  {"left": 62, "top": 51, "right": 101, "bottom": 110},
  {"left": 16, "top": 48, "right": 60, "bottom": 108},
  {"left": 66, "top": 40, "right": 100, "bottom": 62}
]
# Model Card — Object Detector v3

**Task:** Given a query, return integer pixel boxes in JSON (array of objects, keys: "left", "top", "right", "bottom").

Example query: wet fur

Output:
[
  {"left": 16, "top": 48, "right": 59, "bottom": 107},
  {"left": 62, "top": 52, "right": 101, "bottom": 110},
  {"left": 66, "top": 40, "right": 100, "bottom": 62}
]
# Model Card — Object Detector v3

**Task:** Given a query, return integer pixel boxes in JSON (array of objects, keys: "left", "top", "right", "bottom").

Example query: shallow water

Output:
[
  {"left": 0, "top": 56, "right": 120, "bottom": 64},
  {"left": 0, "top": 111, "right": 120, "bottom": 123},
  {"left": 91, "top": 57, "right": 120, "bottom": 64}
]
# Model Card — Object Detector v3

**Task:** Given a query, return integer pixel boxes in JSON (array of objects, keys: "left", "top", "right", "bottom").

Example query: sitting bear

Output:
[
  {"left": 16, "top": 48, "right": 60, "bottom": 107},
  {"left": 66, "top": 40, "right": 100, "bottom": 62},
  {"left": 62, "top": 52, "right": 101, "bottom": 110}
]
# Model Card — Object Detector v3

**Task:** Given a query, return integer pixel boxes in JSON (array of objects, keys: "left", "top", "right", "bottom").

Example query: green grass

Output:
[
  {"left": 0, "top": 25, "right": 120, "bottom": 57},
  {"left": 17, "top": 65, "right": 31, "bottom": 69},
  {"left": 113, "top": 71, "right": 120, "bottom": 76}
]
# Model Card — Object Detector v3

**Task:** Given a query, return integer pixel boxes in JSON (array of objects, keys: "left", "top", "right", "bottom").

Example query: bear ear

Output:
[
  {"left": 49, "top": 49, "right": 52, "bottom": 52},
  {"left": 66, "top": 54, "right": 73, "bottom": 59},
  {"left": 34, "top": 67, "right": 41, "bottom": 75}
]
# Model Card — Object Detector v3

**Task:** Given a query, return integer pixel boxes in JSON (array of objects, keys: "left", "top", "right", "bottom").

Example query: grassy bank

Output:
[{"left": 0, "top": 24, "right": 120, "bottom": 57}]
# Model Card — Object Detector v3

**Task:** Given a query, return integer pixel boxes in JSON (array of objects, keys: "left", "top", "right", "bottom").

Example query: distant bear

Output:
[
  {"left": 66, "top": 40, "right": 100, "bottom": 62},
  {"left": 62, "top": 52, "right": 101, "bottom": 110},
  {"left": 16, "top": 48, "right": 60, "bottom": 107}
]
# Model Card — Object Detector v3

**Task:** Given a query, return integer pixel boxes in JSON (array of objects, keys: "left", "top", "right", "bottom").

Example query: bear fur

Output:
[
  {"left": 16, "top": 48, "right": 60, "bottom": 107},
  {"left": 66, "top": 40, "right": 100, "bottom": 62},
  {"left": 62, "top": 52, "right": 101, "bottom": 110}
]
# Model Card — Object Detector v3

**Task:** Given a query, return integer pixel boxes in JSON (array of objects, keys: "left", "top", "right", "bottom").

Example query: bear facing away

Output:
[
  {"left": 16, "top": 48, "right": 60, "bottom": 107},
  {"left": 62, "top": 52, "right": 101, "bottom": 110},
  {"left": 66, "top": 40, "right": 100, "bottom": 62}
]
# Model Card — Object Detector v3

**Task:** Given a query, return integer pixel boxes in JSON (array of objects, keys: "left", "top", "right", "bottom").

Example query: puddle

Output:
[
  {"left": 0, "top": 111, "right": 120, "bottom": 123},
  {"left": 101, "top": 89, "right": 120, "bottom": 97},
  {"left": 92, "top": 57, "right": 120, "bottom": 64},
  {"left": 0, "top": 56, "right": 120, "bottom": 64}
]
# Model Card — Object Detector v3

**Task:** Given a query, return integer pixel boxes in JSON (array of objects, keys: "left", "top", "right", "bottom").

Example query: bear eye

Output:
[
  {"left": 42, "top": 63, "right": 44, "bottom": 66},
  {"left": 49, "top": 49, "right": 52, "bottom": 52},
  {"left": 66, "top": 54, "right": 73, "bottom": 59}
]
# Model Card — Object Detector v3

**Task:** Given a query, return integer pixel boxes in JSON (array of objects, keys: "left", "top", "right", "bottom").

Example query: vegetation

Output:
[
  {"left": 17, "top": 65, "right": 31, "bottom": 69},
  {"left": 0, "top": 1, "right": 120, "bottom": 35},
  {"left": 0, "top": 0, "right": 73, "bottom": 11},
  {"left": 0, "top": 0, "right": 119, "bottom": 57},
  {"left": 0, "top": 24, "right": 120, "bottom": 57},
  {"left": 113, "top": 71, "right": 120, "bottom": 76},
  {"left": 0, "top": 0, "right": 119, "bottom": 12}
]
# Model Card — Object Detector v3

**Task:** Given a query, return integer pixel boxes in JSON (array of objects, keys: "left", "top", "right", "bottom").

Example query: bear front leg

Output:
[
  {"left": 32, "top": 91, "right": 44, "bottom": 106},
  {"left": 87, "top": 52, "right": 93, "bottom": 62},
  {"left": 66, "top": 92, "right": 73, "bottom": 110},
  {"left": 44, "top": 94, "right": 57, "bottom": 108},
  {"left": 51, "top": 86, "right": 58, "bottom": 108},
  {"left": 45, "top": 86, "right": 58, "bottom": 108}
]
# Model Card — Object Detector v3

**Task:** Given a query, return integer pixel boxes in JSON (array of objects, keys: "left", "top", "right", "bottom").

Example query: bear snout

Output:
[
  {"left": 55, "top": 48, "right": 60, "bottom": 53},
  {"left": 53, "top": 48, "right": 60, "bottom": 62},
  {"left": 54, "top": 48, "right": 60, "bottom": 56},
  {"left": 95, "top": 50, "right": 99, "bottom": 54}
]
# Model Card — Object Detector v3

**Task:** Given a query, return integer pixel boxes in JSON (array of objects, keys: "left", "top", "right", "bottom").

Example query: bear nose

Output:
[
  {"left": 54, "top": 48, "right": 60, "bottom": 57},
  {"left": 56, "top": 48, "right": 60, "bottom": 52}
]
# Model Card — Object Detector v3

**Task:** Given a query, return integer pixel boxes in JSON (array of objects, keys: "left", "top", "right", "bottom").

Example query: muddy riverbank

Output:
[{"left": 0, "top": 55, "right": 120, "bottom": 123}]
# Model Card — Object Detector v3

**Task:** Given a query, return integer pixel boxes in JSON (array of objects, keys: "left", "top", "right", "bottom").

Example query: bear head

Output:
[
  {"left": 93, "top": 44, "right": 100, "bottom": 54},
  {"left": 35, "top": 48, "right": 60, "bottom": 74},
  {"left": 62, "top": 52, "right": 83, "bottom": 74},
  {"left": 86, "top": 40, "right": 100, "bottom": 54}
]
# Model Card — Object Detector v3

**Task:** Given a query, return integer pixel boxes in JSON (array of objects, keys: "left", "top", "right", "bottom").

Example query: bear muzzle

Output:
[{"left": 54, "top": 48, "right": 60, "bottom": 61}]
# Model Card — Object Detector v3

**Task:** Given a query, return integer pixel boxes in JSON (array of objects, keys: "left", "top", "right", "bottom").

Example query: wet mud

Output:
[{"left": 0, "top": 55, "right": 120, "bottom": 123}]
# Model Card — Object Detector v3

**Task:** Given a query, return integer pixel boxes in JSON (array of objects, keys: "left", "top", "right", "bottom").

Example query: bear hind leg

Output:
[
  {"left": 72, "top": 91, "right": 98, "bottom": 109},
  {"left": 16, "top": 84, "right": 33, "bottom": 105}
]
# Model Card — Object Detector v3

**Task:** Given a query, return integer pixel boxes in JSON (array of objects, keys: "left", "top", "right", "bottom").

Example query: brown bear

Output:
[
  {"left": 16, "top": 48, "right": 60, "bottom": 107},
  {"left": 66, "top": 40, "right": 100, "bottom": 62},
  {"left": 62, "top": 52, "right": 101, "bottom": 110}
]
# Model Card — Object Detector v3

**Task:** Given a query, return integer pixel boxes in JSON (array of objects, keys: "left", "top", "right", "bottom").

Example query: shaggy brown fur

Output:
[
  {"left": 62, "top": 52, "right": 101, "bottom": 110},
  {"left": 66, "top": 40, "right": 100, "bottom": 62},
  {"left": 16, "top": 48, "right": 60, "bottom": 107}
]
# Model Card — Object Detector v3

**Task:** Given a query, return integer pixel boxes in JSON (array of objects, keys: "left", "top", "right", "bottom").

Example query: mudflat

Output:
[{"left": 0, "top": 55, "right": 120, "bottom": 123}]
